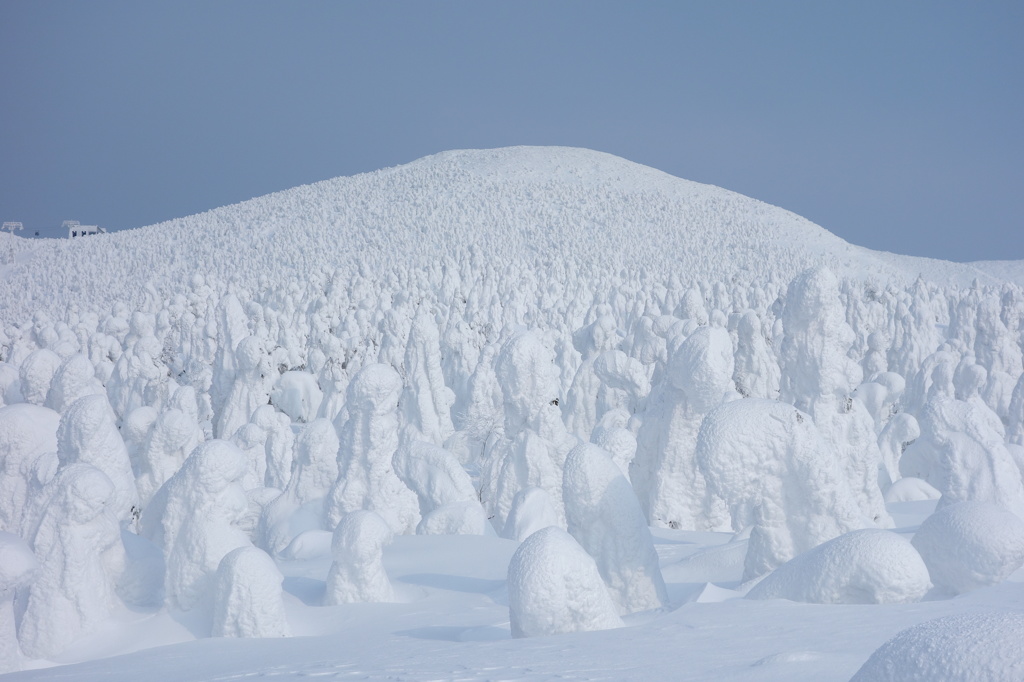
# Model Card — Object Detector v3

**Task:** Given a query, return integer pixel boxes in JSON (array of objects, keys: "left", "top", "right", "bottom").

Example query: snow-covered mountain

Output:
[
  {"left": 3, "top": 147, "right": 1024, "bottom": 681},
  {"left": 1, "top": 146, "right": 1017, "bottom": 324}
]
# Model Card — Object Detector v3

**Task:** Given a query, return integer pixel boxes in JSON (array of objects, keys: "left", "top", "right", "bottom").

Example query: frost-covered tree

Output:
[
  {"left": 697, "top": 398, "right": 872, "bottom": 580},
  {"left": 632, "top": 326, "right": 736, "bottom": 530},
  {"left": 563, "top": 443, "right": 667, "bottom": 614},
  {"left": 44, "top": 353, "right": 104, "bottom": 414},
  {"left": 56, "top": 395, "right": 138, "bottom": 524},
  {"left": 0, "top": 531, "right": 36, "bottom": 673},
  {"left": 400, "top": 309, "right": 455, "bottom": 445},
  {"left": 778, "top": 267, "right": 890, "bottom": 526},
  {"left": 900, "top": 394, "right": 1024, "bottom": 519},
  {"left": 324, "top": 510, "right": 395, "bottom": 604},
  {"left": 732, "top": 310, "right": 780, "bottom": 399},
  {"left": 18, "top": 349, "right": 62, "bottom": 406},
  {"left": 392, "top": 439, "right": 487, "bottom": 535},
  {"left": 507, "top": 526, "right": 623, "bottom": 638},
  {"left": 326, "top": 364, "right": 419, "bottom": 534},
  {"left": 0, "top": 403, "right": 60, "bottom": 533},
  {"left": 215, "top": 336, "right": 274, "bottom": 440},
  {"left": 161, "top": 440, "right": 251, "bottom": 612},
  {"left": 259, "top": 418, "right": 338, "bottom": 556},
  {"left": 211, "top": 546, "right": 290, "bottom": 638},
  {"left": 19, "top": 464, "right": 124, "bottom": 659},
  {"left": 480, "top": 331, "right": 576, "bottom": 532}
]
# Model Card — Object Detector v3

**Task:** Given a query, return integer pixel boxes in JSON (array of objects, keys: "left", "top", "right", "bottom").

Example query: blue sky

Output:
[{"left": 1, "top": 2, "right": 1021, "bottom": 261}]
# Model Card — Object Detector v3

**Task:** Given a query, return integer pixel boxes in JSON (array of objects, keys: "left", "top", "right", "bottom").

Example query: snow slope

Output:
[{"left": 1, "top": 146, "right": 1018, "bottom": 323}]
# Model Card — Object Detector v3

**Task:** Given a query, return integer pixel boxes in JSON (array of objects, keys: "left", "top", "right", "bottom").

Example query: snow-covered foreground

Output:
[
  {"left": 3, "top": 147, "right": 1024, "bottom": 680},
  {"left": 8, "top": 502, "right": 1024, "bottom": 682}
]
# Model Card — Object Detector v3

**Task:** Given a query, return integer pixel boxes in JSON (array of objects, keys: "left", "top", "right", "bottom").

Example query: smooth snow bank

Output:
[
  {"left": 911, "top": 501, "right": 1024, "bottom": 595},
  {"left": 746, "top": 529, "right": 930, "bottom": 604},
  {"left": 507, "top": 526, "right": 623, "bottom": 638},
  {"left": 850, "top": 612, "right": 1024, "bottom": 681}
]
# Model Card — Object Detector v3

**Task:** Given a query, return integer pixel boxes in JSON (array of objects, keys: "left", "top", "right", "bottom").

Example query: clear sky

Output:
[{"left": 1, "top": 2, "right": 1021, "bottom": 262}]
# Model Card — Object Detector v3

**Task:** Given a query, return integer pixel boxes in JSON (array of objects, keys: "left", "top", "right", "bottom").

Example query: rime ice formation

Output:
[
  {"left": 215, "top": 336, "right": 274, "bottom": 440},
  {"left": 633, "top": 326, "right": 736, "bottom": 531},
  {"left": 503, "top": 486, "right": 560, "bottom": 542},
  {"left": 326, "top": 364, "right": 419, "bottom": 534},
  {"left": 211, "top": 546, "right": 290, "bottom": 638},
  {"left": 696, "top": 398, "right": 871, "bottom": 580},
  {"left": 901, "top": 394, "right": 1024, "bottom": 519},
  {"left": 18, "top": 464, "right": 124, "bottom": 660},
  {"left": 392, "top": 439, "right": 487, "bottom": 535},
  {"left": 45, "top": 353, "right": 105, "bottom": 413},
  {"left": 877, "top": 412, "right": 919, "bottom": 488},
  {"left": 746, "top": 529, "right": 930, "bottom": 604},
  {"left": 884, "top": 476, "right": 941, "bottom": 504},
  {"left": 563, "top": 443, "right": 667, "bottom": 614},
  {"left": 481, "top": 331, "right": 576, "bottom": 532},
  {"left": 401, "top": 309, "right": 456, "bottom": 445},
  {"left": 851, "top": 612, "right": 1024, "bottom": 682},
  {"left": 161, "top": 440, "right": 251, "bottom": 612},
  {"left": 0, "top": 403, "right": 60, "bottom": 533},
  {"left": 589, "top": 408, "right": 636, "bottom": 481},
  {"left": 259, "top": 418, "right": 339, "bottom": 556},
  {"left": 251, "top": 404, "right": 294, "bottom": 490},
  {"left": 0, "top": 147, "right": 1023, "bottom": 672},
  {"left": 0, "top": 531, "right": 36, "bottom": 673},
  {"left": 324, "top": 510, "right": 395, "bottom": 605},
  {"left": 911, "top": 501, "right": 1024, "bottom": 595},
  {"left": 136, "top": 407, "right": 203, "bottom": 506},
  {"left": 732, "top": 310, "right": 780, "bottom": 400},
  {"left": 778, "top": 267, "right": 891, "bottom": 527},
  {"left": 18, "top": 349, "right": 62, "bottom": 406},
  {"left": 507, "top": 526, "right": 623, "bottom": 638},
  {"left": 564, "top": 314, "right": 620, "bottom": 439},
  {"left": 56, "top": 395, "right": 138, "bottom": 523},
  {"left": 270, "top": 371, "right": 323, "bottom": 424}
]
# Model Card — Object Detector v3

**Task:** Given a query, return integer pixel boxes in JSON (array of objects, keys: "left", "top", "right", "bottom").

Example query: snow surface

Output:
[{"left": 2, "top": 146, "right": 1024, "bottom": 679}]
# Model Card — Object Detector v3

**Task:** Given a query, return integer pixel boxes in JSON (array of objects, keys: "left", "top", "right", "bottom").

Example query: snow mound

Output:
[
  {"left": 507, "top": 526, "right": 623, "bottom": 638},
  {"left": 850, "top": 612, "right": 1024, "bottom": 681},
  {"left": 212, "top": 546, "right": 290, "bottom": 638},
  {"left": 746, "top": 529, "right": 930, "bottom": 604},
  {"left": 911, "top": 501, "right": 1024, "bottom": 595}
]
